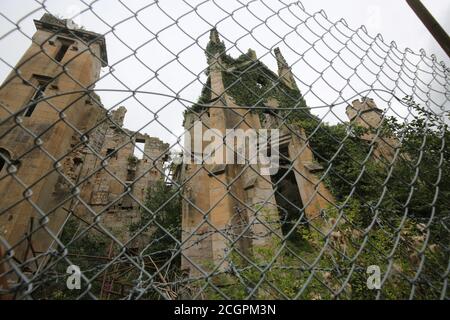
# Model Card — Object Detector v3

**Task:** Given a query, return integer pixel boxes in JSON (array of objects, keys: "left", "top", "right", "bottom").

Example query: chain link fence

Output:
[{"left": 0, "top": 0, "right": 449, "bottom": 300}]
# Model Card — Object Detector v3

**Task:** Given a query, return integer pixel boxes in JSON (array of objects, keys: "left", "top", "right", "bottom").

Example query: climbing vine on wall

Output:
[{"left": 184, "top": 39, "right": 449, "bottom": 299}]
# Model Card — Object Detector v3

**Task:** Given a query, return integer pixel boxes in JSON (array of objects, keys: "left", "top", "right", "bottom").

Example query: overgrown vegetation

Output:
[
  {"left": 128, "top": 180, "right": 182, "bottom": 299},
  {"left": 41, "top": 37, "right": 448, "bottom": 299},
  {"left": 127, "top": 154, "right": 138, "bottom": 167},
  {"left": 179, "top": 38, "right": 449, "bottom": 299},
  {"left": 190, "top": 38, "right": 311, "bottom": 124},
  {"left": 32, "top": 216, "right": 111, "bottom": 299},
  {"left": 199, "top": 97, "right": 449, "bottom": 299},
  {"left": 32, "top": 181, "right": 182, "bottom": 300},
  {"left": 222, "top": 62, "right": 310, "bottom": 122}
]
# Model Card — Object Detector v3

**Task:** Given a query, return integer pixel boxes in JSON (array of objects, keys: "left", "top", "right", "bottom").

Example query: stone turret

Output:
[
  {"left": 346, "top": 97, "right": 383, "bottom": 129},
  {"left": 274, "top": 47, "right": 298, "bottom": 90},
  {"left": 110, "top": 106, "right": 127, "bottom": 127},
  {"left": 347, "top": 98, "right": 400, "bottom": 162}
]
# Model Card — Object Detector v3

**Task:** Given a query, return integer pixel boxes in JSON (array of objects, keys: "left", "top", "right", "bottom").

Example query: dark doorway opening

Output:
[{"left": 271, "top": 144, "right": 307, "bottom": 245}]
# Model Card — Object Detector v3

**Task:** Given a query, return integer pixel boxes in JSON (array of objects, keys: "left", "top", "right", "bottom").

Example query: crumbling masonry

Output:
[
  {"left": 0, "top": 16, "right": 399, "bottom": 284},
  {"left": 177, "top": 30, "right": 336, "bottom": 275},
  {"left": 177, "top": 30, "right": 400, "bottom": 276},
  {"left": 346, "top": 97, "right": 400, "bottom": 162},
  {"left": 0, "top": 14, "right": 169, "bottom": 277}
]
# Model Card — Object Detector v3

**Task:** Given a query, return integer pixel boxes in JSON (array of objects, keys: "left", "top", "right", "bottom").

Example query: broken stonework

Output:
[
  {"left": 176, "top": 29, "right": 335, "bottom": 276},
  {"left": 0, "top": 14, "right": 169, "bottom": 272},
  {"left": 346, "top": 97, "right": 401, "bottom": 162}
]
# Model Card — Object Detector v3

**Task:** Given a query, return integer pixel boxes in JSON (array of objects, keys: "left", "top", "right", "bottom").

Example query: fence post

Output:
[{"left": 405, "top": 0, "right": 450, "bottom": 57}]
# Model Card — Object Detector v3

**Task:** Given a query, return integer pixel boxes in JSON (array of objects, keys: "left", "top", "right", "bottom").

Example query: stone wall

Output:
[{"left": 69, "top": 107, "right": 170, "bottom": 245}]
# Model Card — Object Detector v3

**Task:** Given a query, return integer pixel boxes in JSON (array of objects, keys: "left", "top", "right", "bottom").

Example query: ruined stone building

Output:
[
  {"left": 177, "top": 29, "right": 336, "bottom": 275},
  {"left": 176, "top": 30, "right": 401, "bottom": 276},
  {"left": 0, "top": 14, "right": 169, "bottom": 276},
  {"left": 0, "top": 14, "right": 399, "bottom": 287},
  {"left": 67, "top": 106, "right": 169, "bottom": 244}
]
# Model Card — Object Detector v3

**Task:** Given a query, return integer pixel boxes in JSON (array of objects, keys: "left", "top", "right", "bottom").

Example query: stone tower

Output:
[
  {"left": 346, "top": 98, "right": 400, "bottom": 162},
  {"left": 0, "top": 14, "right": 108, "bottom": 269},
  {"left": 177, "top": 29, "right": 334, "bottom": 275}
]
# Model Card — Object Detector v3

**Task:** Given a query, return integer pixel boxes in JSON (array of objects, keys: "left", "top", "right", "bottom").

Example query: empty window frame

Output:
[
  {"left": 23, "top": 75, "right": 52, "bottom": 117},
  {"left": 106, "top": 148, "right": 116, "bottom": 158},
  {"left": 54, "top": 38, "right": 74, "bottom": 62},
  {"left": 133, "top": 139, "right": 146, "bottom": 160}
]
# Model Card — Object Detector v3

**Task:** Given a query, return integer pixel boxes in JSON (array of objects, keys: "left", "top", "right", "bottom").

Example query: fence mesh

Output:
[{"left": 0, "top": 0, "right": 449, "bottom": 300}]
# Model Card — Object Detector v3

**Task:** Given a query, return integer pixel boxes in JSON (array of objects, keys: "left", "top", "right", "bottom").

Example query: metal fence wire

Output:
[{"left": 0, "top": 0, "right": 449, "bottom": 300}]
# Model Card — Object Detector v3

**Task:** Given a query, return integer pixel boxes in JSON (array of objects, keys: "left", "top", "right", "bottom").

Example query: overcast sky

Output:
[{"left": 0, "top": 0, "right": 448, "bottom": 149}]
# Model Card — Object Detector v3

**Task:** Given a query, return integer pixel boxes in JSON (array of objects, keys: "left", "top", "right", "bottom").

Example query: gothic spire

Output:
[{"left": 274, "top": 47, "right": 298, "bottom": 90}]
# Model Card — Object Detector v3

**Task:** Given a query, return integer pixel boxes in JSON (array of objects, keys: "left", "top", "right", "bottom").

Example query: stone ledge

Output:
[{"left": 304, "top": 162, "right": 323, "bottom": 173}]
